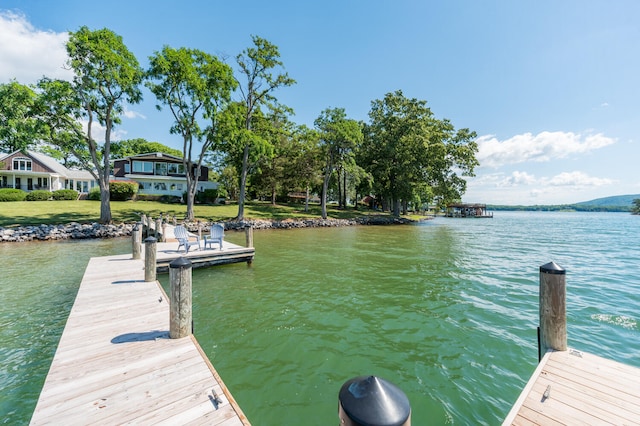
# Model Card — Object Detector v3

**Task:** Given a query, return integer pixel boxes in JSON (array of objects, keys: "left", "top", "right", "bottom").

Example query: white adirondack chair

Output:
[
  {"left": 204, "top": 223, "right": 225, "bottom": 250},
  {"left": 174, "top": 225, "right": 200, "bottom": 253}
]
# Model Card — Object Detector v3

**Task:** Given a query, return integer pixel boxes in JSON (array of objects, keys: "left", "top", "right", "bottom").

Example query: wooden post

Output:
[
  {"left": 140, "top": 214, "right": 147, "bottom": 237},
  {"left": 197, "top": 220, "right": 202, "bottom": 241},
  {"left": 539, "top": 261, "right": 567, "bottom": 359},
  {"left": 132, "top": 224, "right": 141, "bottom": 260},
  {"left": 155, "top": 217, "right": 162, "bottom": 240},
  {"left": 169, "top": 257, "right": 192, "bottom": 339},
  {"left": 144, "top": 237, "right": 157, "bottom": 282},
  {"left": 162, "top": 221, "right": 167, "bottom": 243},
  {"left": 147, "top": 215, "right": 153, "bottom": 237},
  {"left": 245, "top": 226, "right": 254, "bottom": 248}
]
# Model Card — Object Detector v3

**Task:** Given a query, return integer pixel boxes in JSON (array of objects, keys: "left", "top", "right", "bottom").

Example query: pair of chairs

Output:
[{"left": 174, "top": 224, "right": 225, "bottom": 253}]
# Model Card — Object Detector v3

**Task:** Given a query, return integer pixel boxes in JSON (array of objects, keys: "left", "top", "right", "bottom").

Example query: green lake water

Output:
[{"left": 1, "top": 212, "right": 639, "bottom": 424}]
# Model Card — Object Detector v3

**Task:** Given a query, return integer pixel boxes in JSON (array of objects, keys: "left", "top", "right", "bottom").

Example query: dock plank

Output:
[
  {"left": 30, "top": 253, "right": 249, "bottom": 425},
  {"left": 503, "top": 349, "right": 640, "bottom": 425}
]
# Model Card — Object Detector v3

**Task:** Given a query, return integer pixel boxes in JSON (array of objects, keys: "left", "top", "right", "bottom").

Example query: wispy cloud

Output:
[
  {"left": 0, "top": 11, "right": 72, "bottom": 83},
  {"left": 492, "top": 170, "right": 614, "bottom": 189},
  {"left": 123, "top": 107, "right": 147, "bottom": 120},
  {"left": 543, "top": 171, "right": 614, "bottom": 187},
  {"left": 476, "top": 131, "right": 616, "bottom": 168}
]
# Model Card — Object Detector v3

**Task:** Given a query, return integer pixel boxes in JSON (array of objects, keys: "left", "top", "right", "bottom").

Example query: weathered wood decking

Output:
[
  {"left": 30, "top": 253, "right": 250, "bottom": 425},
  {"left": 503, "top": 349, "right": 640, "bottom": 425}
]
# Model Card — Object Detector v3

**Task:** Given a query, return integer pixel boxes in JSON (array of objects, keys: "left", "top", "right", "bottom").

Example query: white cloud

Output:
[
  {"left": 476, "top": 131, "right": 616, "bottom": 168},
  {"left": 543, "top": 171, "right": 615, "bottom": 187},
  {"left": 123, "top": 107, "right": 146, "bottom": 120},
  {"left": 497, "top": 171, "right": 537, "bottom": 187},
  {"left": 0, "top": 11, "right": 72, "bottom": 83},
  {"left": 80, "top": 119, "right": 128, "bottom": 143}
]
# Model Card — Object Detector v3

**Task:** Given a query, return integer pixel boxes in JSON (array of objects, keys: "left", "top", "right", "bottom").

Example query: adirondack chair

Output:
[
  {"left": 174, "top": 225, "right": 200, "bottom": 253},
  {"left": 204, "top": 223, "right": 225, "bottom": 250}
]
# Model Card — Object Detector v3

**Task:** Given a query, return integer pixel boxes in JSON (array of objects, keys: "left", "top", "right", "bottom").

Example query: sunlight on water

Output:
[{"left": 2, "top": 212, "right": 639, "bottom": 425}]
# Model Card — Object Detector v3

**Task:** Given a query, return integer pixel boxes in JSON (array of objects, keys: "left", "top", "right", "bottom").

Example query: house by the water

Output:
[
  {"left": 111, "top": 152, "right": 216, "bottom": 197},
  {"left": 0, "top": 150, "right": 216, "bottom": 198},
  {"left": 446, "top": 203, "right": 493, "bottom": 218},
  {"left": 0, "top": 150, "right": 98, "bottom": 193}
]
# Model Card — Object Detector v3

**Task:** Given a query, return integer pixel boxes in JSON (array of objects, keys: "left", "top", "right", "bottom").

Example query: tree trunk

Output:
[
  {"left": 237, "top": 144, "right": 250, "bottom": 221},
  {"left": 392, "top": 198, "right": 400, "bottom": 217},
  {"left": 304, "top": 185, "right": 309, "bottom": 212},
  {"left": 342, "top": 169, "right": 347, "bottom": 208},
  {"left": 337, "top": 167, "right": 343, "bottom": 209},
  {"left": 99, "top": 182, "right": 112, "bottom": 224},
  {"left": 271, "top": 186, "right": 276, "bottom": 206},
  {"left": 321, "top": 172, "right": 330, "bottom": 219}
]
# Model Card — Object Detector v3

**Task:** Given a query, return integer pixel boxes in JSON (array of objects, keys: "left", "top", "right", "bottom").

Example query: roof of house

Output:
[{"left": 0, "top": 150, "right": 96, "bottom": 180}]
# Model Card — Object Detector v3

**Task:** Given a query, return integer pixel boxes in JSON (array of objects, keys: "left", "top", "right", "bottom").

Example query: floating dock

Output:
[
  {"left": 30, "top": 248, "right": 250, "bottom": 424},
  {"left": 503, "top": 349, "right": 640, "bottom": 425}
]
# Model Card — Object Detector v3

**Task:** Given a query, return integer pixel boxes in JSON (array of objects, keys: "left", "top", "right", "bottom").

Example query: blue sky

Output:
[{"left": 1, "top": 0, "right": 639, "bottom": 205}]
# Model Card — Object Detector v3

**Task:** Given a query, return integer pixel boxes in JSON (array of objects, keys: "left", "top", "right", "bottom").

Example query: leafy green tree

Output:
[
  {"left": 314, "top": 108, "right": 363, "bottom": 219},
  {"left": 110, "top": 138, "right": 183, "bottom": 158},
  {"left": 66, "top": 26, "right": 144, "bottom": 223},
  {"left": 232, "top": 35, "right": 295, "bottom": 220},
  {"left": 361, "top": 90, "right": 478, "bottom": 216},
  {"left": 0, "top": 81, "right": 42, "bottom": 153},
  {"left": 632, "top": 199, "right": 640, "bottom": 215},
  {"left": 34, "top": 77, "right": 93, "bottom": 170},
  {"left": 146, "top": 46, "right": 236, "bottom": 220},
  {"left": 286, "top": 125, "right": 322, "bottom": 212}
]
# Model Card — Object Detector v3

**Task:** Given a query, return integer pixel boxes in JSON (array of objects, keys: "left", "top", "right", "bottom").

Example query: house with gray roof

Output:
[{"left": 0, "top": 150, "right": 98, "bottom": 193}]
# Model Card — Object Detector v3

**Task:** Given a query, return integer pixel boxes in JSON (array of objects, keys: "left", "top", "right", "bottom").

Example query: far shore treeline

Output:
[{"left": 0, "top": 27, "right": 479, "bottom": 224}]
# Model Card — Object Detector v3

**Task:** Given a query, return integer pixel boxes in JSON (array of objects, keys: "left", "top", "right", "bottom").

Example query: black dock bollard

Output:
[{"left": 338, "top": 375, "right": 411, "bottom": 426}]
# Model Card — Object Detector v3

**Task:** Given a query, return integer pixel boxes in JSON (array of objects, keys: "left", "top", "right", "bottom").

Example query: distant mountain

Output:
[
  {"left": 575, "top": 194, "right": 640, "bottom": 207},
  {"left": 488, "top": 194, "right": 639, "bottom": 212}
]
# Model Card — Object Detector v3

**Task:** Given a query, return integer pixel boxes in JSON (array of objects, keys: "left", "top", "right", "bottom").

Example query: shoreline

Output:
[{"left": 0, "top": 215, "right": 426, "bottom": 243}]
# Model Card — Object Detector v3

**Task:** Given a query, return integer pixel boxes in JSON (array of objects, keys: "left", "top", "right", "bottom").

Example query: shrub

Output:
[
  {"left": 26, "top": 190, "right": 52, "bottom": 201},
  {"left": 88, "top": 187, "right": 101, "bottom": 201},
  {"left": 52, "top": 189, "right": 79, "bottom": 200},
  {"left": 0, "top": 188, "right": 27, "bottom": 202},
  {"left": 196, "top": 188, "right": 219, "bottom": 204},
  {"left": 110, "top": 181, "right": 138, "bottom": 201}
]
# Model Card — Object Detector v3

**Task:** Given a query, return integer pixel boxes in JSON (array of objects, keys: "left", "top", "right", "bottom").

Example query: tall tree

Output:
[
  {"left": 361, "top": 90, "right": 478, "bottom": 215},
  {"left": 146, "top": 46, "right": 236, "bottom": 220},
  {"left": 110, "top": 138, "right": 183, "bottom": 158},
  {"left": 314, "top": 108, "right": 363, "bottom": 219},
  {"left": 66, "top": 26, "right": 144, "bottom": 223},
  {"left": 233, "top": 35, "right": 295, "bottom": 220},
  {"left": 0, "top": 81, "right": 42, "bottom": 153}
]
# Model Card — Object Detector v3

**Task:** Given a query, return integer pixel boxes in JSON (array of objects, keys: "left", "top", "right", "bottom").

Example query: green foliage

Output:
[
  {"left": 633, "top": 199, "right": 640, "bottom": 215},
  {"left": 0, "top": 188, "right": 27, "bottom": 202},
  {"left": 109, "top": 181, "right": 138, "bottom": 201},
  {"left": 146, "top": 45, "right": 236, "bottom": 220},
  {"left": 88, "top": 187, "right": 101, "bottom": 200},
  {"left": 26, "top": 190, "right": 52, "bottom": 201},
  {"left": 196, "top": 189, "right": 220, "bottom": 204},
  {"left": 0, "top": 81, "right": 42, "bottom": 153},
  {"left": 52, "top": 189, "right": 78, "bottom": 200},
  {"left": 110, "top": 138, "right": 183, "bottom": 158},
  {"left": 66, "top": 26, "right": 144, "bottom": 223}
]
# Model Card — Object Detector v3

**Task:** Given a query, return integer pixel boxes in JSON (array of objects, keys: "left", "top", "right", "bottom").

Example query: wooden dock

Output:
[
  {"left": 30, "top": 253, "right": 250, "bottom": 425},
  {"left": 503, "top": 348, "right": 640, "bottom": 425}
]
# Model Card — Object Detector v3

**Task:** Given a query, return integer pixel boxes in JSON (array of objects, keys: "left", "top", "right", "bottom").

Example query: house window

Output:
[
  {"left": 13, "top": 157, "right": 32, "bottom": 171},
  {"left": 132, "top": 161, "right": 153, "bottom": 173},
  {"left": 124, "top": 163, "right": 131, "bottom": 173},
  {"left": 155, "top": 162, "right": 168, "bottom": 176},
  {"left": 167, "top": 163, "right": 185, "bottom": 175},
  {"left": 176, "top": 184, "right": 183, "bottom": 191},
  {"left": 154, "top": 182, "right": 167, "bottom": 191}
]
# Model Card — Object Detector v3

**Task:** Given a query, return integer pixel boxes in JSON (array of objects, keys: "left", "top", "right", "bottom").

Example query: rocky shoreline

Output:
[{"left": 0, "top": 215, "right": 421, "bottom": 243}]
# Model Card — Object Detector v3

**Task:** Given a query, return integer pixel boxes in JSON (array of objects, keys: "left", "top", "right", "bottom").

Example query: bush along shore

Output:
[{"left": 0, "top": 215, "right": 417, "bottom": 243}]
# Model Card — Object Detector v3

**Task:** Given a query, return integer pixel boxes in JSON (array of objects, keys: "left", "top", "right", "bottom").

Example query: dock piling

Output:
[
  {"left": 539, "top": 261, "right": 567, "bottom": 359},
  {"left": 169, "top": 257, "right": 193, "bottom": 339},
  {"left": 245, "top": 226, "right": 253, "bottom": 248},
  {"left": 132, "top": 224, "right": 141, "bottom": 260},
  {"left": 144, "top": 237, "right": 157, "bottom": 282}
]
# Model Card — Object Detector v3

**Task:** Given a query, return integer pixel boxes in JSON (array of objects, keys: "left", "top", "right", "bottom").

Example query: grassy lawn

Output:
[{"left": 0, "top": 200, "right": 389, "bottom": 227}]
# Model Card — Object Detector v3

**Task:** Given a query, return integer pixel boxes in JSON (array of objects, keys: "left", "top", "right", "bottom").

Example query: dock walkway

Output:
[
  {"left": 503, "top": 348, "right": 640, "bottom": 425},
  {"left": 30, "top": 252, "right": 250, "bottom": 425}
]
